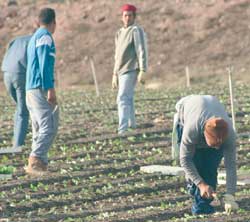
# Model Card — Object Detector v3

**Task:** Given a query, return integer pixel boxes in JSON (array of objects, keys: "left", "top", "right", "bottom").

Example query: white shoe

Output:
[{"left": 0, "top": 146, "right": 23, "bottom": 154}]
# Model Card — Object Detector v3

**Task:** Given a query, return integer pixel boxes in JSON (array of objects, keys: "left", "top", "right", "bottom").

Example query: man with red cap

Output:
[
  {"left": 172, "top": 95, "right": 238, "bottom": 215},
  {"left": 112, "top": 4, "right": 148, "bottom": 134}
]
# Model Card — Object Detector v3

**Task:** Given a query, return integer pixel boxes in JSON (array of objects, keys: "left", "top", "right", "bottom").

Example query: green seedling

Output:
[
  {"left": 30, "top": 183, "right": 38, "bottom": 192},
  {"left": 0, "top": 165, "right": 15, "bottom": 174}
]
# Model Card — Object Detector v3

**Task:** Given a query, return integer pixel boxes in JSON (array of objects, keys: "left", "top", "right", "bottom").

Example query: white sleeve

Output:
[
  {"left": 133, "top": 27, "right": 148, "bottom": 72},
  {"left": 113, "top": 31, "right": 119, "bottom": 75}
]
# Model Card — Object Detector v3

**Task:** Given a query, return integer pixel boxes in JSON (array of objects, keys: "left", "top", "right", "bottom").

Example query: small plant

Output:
[
  {"left": 30, "top": 183, "right": 38, "bottom": 192},
  {"left": 0, "top": 165, "right": 15, "bottom": 174}
]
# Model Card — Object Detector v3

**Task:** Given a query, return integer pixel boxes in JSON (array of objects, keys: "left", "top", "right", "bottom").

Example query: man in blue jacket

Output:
[
  {"left": 25, "top": 8, "right": 59, "bottom": 176},
  {"left": 1, "top": 34, "right": 31, "bottom": 153}
]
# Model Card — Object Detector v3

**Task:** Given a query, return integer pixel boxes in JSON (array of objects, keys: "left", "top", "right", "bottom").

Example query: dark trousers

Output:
[
  {"left": 188, "top": 148, "right": 223, "bottom": 214},
  {"left": 4, "top": 72, "right": 29, "bottom": 147}
]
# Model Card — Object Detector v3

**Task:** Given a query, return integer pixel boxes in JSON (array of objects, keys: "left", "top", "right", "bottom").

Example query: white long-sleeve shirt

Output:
[{"left": 113, "top": 23, "right": 148, "bottom": 75}]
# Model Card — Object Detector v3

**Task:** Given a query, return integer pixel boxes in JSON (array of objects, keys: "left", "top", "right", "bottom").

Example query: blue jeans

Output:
[
  {"left": 4, "top": 72, "right": 29, "bottom": 147},
  {"left": 26, "top": 89, "right": 59, "bottom": 164},
  {"left": 188, "top": 148, "right": 223, "bottom": 214},
  {"left": 117, "top": 71, "right": 137, "bottom": 134}
]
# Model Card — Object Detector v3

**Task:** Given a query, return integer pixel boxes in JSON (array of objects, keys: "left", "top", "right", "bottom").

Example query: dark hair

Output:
[
  {"left": 38, "top": 8, "right": 56, "bottom": 25},
  {"left": 7, "top": 0, "right": 18, "bottom": 6}
]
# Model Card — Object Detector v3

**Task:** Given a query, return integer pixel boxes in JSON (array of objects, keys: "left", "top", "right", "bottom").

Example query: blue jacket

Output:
[
  {"left": 26, "top": 28, "right": 56, "bottom": 90},
  {"left": 1, "top": 35, "right": 31, "bottom": 75}
]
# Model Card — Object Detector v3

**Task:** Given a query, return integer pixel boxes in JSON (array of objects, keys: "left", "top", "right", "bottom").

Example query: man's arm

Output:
[
  {"left": 222, "top": 127, "right": 238, "bottom": 213},
  {"left": 223, "top": 128, "right": 237, "bottom": 194},
  {"left": 47, "top": 88, "right": 57, "bottom": 105},
  {"left": 133, "top": 26, "right": 148, "bottom": 73},
  {"left": 112, "top": 31, "right": 119, "bottom": 89},
  {"left": 36, "top": 34, "right": 55, "bottom": 90},
  {"left": 180, "top": 122, "right": 205, "bottom": 186},
  {"left": 1, "top": 39, "right": 15, "bottom": 72},
  {"left": 180, "top": 143, "right": 203, "bottom": 186},
  {"left": 113, "top": 31, "right": 119, "bottom": 76}
]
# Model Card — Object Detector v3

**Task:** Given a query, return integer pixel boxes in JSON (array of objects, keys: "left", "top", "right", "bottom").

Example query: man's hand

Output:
[
  {"left": 197, "top": 181, "right": 215, "bottom": 199},
  {"left": 223, "top": 194, "right": 239, "bottom": 214},
  {"left": 137, "top": 70, "right": 146, "bottom": 84},
  {"left": 112, "top": 74, "right": 118, "bottom": 89},
  {"left": 47, "top": 88, "right": 57, "bottom": 105}
]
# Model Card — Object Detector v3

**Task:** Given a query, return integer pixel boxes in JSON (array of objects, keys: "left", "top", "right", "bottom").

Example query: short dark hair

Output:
[{"left": 38, "top": 8, "right": 56, "bottom": 25}]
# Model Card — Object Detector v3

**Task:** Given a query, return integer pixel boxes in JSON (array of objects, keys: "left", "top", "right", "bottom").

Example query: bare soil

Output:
[{"left": 0, "top": 84, "right": 250, "bottom": 221}]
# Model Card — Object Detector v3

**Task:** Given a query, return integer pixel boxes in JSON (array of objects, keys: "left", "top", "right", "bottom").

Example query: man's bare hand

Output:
[
  {"left": 198, "top": 181, "right": 215, "bottom": 199},
  {"left": 112, "top": 74, "right": 118, "bottom": 89},
  {"left": 47, "top": 88, "right": 57, "bottom": 105},
  {"left": 224, "top": 194, "right": 239, "bottom": 214},
  {"left": 137, "top": 70, "right": 146, "bottom": 84}
]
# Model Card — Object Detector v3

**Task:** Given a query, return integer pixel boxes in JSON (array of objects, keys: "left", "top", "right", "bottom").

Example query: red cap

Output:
[{"left": 121, "top": 4, "right": 137, "bottom": 12}]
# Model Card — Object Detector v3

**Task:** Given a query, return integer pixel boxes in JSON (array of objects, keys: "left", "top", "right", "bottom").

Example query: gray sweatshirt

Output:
[
  {"left": 178, "top": 95, "right": 237, "bottom": 194},
  {"left": 113, "top": 24, "right": 148, "bottom": 75},
  {"left": 1, "top": 35, "right": 31, "bottom": 75}
]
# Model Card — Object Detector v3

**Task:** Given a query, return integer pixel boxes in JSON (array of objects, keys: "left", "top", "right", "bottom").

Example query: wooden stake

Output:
[
  {"left": 185, "top": 66, "right": 190, "bottom": 88},
  {"left": 227, "top": 66, "right": 236, "bottom": 131},
  {"left": 90, "top": 57, "right": 100, "bottom": 97}
]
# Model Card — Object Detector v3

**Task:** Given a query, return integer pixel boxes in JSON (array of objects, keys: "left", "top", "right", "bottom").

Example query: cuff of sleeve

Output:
[
  {"left": 194, "top": 178, "right": 203, "bottom": 187},
  {"left": 43, "top": 84, "right": 55, "bottom": 90}
]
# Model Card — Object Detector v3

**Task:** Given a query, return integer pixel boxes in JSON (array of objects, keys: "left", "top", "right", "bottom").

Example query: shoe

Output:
[
  {"left": 129, "top": 124, "right": 136, "bottom": 129},
  {"left": 0, "top": 146, "right": 22, "bottom": 154},
  {"left": 191, "top": 203, "right": 215, "bottom": 215},
  {"left": 24, "top": 156, "right": 47, "bottom": 177},
  {"left": 118, "top": 130, "right": 127, "bottom": 135}
]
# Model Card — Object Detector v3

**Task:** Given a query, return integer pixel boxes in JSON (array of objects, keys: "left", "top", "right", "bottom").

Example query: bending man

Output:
[
  {"left": 174, "top": 95, "right": 238, "bottom": 214},
  {"left": 1, "top": 34, "right": 31, "bottom": 152}
]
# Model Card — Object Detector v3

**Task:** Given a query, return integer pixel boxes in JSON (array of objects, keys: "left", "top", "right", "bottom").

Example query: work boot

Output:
[{"left": 25, "top": 156, "right": 47, "bottom": 177}]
